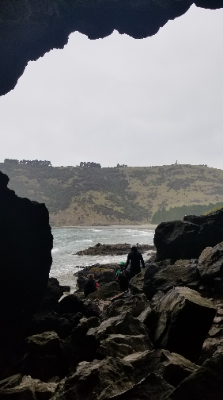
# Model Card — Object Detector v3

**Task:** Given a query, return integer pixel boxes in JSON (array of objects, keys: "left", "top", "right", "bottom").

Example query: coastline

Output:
[{"left": 52, "top": 224, "right": 157, "bottom": 229}]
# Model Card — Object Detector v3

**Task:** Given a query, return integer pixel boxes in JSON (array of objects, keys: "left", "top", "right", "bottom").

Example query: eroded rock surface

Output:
[{"left": 1, "top": 0, "right": 223, "bottom": 96}]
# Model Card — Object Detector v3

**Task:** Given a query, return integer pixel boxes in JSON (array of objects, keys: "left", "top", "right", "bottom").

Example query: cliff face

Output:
[
  {"left": 0, "top": 171, "right": 53, "bottom": 337},
  {"left": 0, "top": 0, "right": 223, "bottom": 96}
]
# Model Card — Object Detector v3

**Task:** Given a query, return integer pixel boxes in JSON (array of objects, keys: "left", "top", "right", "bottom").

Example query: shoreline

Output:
[{"left": 52, "top": 224, "right": 157, "bottom": 229}]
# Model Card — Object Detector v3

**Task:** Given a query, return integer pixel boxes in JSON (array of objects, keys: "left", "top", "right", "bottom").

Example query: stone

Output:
[
  {"left": 58, "top": 294, "right": 100, "bottom": 317},
  {"left": 87, "top": 281, "right": 122, "bottom": 300},
  {"left": 41, "top": 278, "right": 70, "bottom": 312},
  {"left": 200, "top": 337, "right": 223, "bottom": 364},
  {"left": 154, "top": 209, "right": 223, "bottom": 261},
  {"left": 143, "top": 260, "right": 200, "bottom": 300},
  {"left": 106, "top": 373, "right": 173, "bottom": 400},
  {"left": 25, "top": 331, "right": 60, "bottom": 354},
  {"left": 71, "top": 317, "right": 100, "bottom": 343},
  {"left": 0, "top": 375, "right": 57, "bottom": 400},
  {"left": 96, "top": 334, "right": 152, "bottom": 359},
  {"left": 148, "top": 286, "right": 216, "bottom": 362},
  {"left": 101, "top": 293, "right": 149, "bottom": 319},
  {"left": 198, "top": 242, "right": 223, "bottom": 292},
  {"left": 87, "top": 312, "right": 149, "bottom": 342},
  {"left": 166, "top": 353, "right": 223, "bottom": 400}
]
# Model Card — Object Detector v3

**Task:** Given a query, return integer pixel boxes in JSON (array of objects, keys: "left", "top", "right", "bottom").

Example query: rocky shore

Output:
[
  {"left": 76, "top": 243, "right": 154, "bottom": 256},
  {"left": 1, "top": 171, "right": 223, "bottom": 400}
]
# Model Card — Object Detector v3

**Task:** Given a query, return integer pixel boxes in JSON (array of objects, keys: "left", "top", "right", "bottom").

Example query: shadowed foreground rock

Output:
[
  {"left": 148, "top": 286, "right": 216, "bottom": 362},
  {"left": 154, "top": 208, "right": 223, "bottom": 261},
  {"left": 0, "top": 171, "right": 53, "bottom": 334}
]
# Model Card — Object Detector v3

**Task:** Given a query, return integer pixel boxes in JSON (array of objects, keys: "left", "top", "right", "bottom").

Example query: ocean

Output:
[{"left": 50, "top": 225, "right": 156, "bottom": 291}]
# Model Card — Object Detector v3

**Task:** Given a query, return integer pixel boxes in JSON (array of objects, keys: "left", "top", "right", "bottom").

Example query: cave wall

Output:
[{"left": 0, "top": 0, "right": 223, "bottom": 96}]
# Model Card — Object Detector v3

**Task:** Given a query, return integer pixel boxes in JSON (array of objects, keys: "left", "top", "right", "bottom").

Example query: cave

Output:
[{"left": 0, "top": 0, "right": 223, "bottom": 97}]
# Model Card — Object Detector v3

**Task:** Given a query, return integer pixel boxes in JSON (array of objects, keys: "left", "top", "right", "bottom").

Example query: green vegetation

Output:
[{"left": 1, "top": 161, "right": 223, "bottom": 226}]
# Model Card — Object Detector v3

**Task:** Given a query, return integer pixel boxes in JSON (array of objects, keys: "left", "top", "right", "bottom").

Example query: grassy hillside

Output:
[{"left": 1, "top": 162, "right": 223, "bottom": 226}]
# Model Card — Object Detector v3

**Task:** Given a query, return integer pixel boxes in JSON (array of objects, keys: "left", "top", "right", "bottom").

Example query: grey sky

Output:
[{"left": 0, "top": 5, "right": 223, "bottom": 169}]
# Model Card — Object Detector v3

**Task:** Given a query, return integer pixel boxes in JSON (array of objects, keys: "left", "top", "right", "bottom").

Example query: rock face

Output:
[
  {"left": 154, "top": 209, "right": 223, "bottom": 261},
  {"left": 198, "top": 242, "right": 223, "bottom": 292},
  {"left": 0, "top": 171, "right": 53, "bottom": 334},
  {"left": 148, "top": 286, "right": 216, "bottom": 362},
  {"left": 0, "top": 0, "right": 223, "bottom": 96}
]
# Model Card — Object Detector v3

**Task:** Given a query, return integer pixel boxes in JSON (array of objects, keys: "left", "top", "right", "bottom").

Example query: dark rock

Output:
[
  {"left": 166, "top": 353, "right": 223, "bottom": 400},
  {"left": 154, "top": 209, "right": 223, "bottom": 261},
  {"left": 71, "top": 317, "right": 100, "bottom": 343},
  {"left": 148, "top": 286, "right": 216, "bottom": 362},
  {"left": 58, "top": 294, "right": 100, "bottom": 317},
  {"left": 0, "top": 375, "right": 57, "bottom": 400},
  {"left": 101, "top": 293, "right": 149, "bottom": 319},
  {"left": 76, "top": 243, "right": 153, "bottom": 256},
  {"left": 41, "top": 278, "right": 70, "bottom": 312},
  {"left": 123, "top": 349, "right": 198, "bottom": 387},
  {"left": 87, "top": 281, "right": 122, "bottom": 300},
  {"left": 87, "top": 312, "right": 149, "bottom": 341},
  {"left": 0, "top": 171, "right": 53, "bottom": 335},
  {"left": 143, "top": 260, "right": 200, "bottom": 300},
  {"left": 198, "top": 242, "right": 223, "bottom": 293},
  {"left": 200, "top": 337, "right": 223, "bottom": 364},
  {"left": 0, "top": 374, "right": 22, "bottom": 390},
  {"left": 21, "top": 331, "right": 68, "bottom": 381},
  {"left": 106, "top": 373, "right": 174, "bottom": 400},
  {"left": 96, "top": 334, "right": 152, "bottom": 359}
]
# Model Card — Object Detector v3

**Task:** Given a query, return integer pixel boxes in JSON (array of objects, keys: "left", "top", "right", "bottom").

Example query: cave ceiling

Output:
[{"left": 0, "top": 0, "right": 223, "bottom": 96}]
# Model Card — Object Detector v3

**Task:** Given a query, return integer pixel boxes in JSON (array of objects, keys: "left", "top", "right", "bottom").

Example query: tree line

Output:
[{"left": 4, "top": 159, "right": 52, "bottom": 166}]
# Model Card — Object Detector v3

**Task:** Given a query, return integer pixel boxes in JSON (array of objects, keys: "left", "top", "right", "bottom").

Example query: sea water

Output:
[{"left": 50, "top": 225, "right": 156, "bottom": 291}]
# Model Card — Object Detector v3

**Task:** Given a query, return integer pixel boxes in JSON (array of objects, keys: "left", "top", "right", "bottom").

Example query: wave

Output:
[
  {"left": 75, "top": 239, "right": 93, "bottom": 243},
  {"left": 52, "top": 248, "right": 59, "bottom": 254}
]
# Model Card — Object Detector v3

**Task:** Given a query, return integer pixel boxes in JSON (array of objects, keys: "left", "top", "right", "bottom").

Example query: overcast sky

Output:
[{"left": 0, "top": 5, "right": 223, "bottom": 169}]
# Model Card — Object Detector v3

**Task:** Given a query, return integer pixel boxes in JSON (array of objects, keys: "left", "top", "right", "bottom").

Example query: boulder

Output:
[
  {"left": 122, "top": 349, "right": 198, "bottom": 387},
  {"left": 21, "top": 331, "right": 67, "bottom": 381},
  {"left": 143, "top": 260, "right": 200, "bottom": 300},
  {"left": 87, "top": 281, "right": 122, "bottom": 300},
  {"left": 198, "top": 242, "right": 223, "bottom": 292},
  {"left": 0, "top": 375, "right": 57, "bottom": 400},
  {"left": 166, "top": 353, "right": 223, "bottom": 400},
  {"left": 106, "top": 373, "right": 173, "bottom": 400},
  {"left": 148, "top": 287, "right": 216, "bottom": 362},
  {"left": 96, "top": 334, "right": 152, "bottom": 359},
  {"left": 87, "top": 312, "right": 149, "bottom": 342},
  {"left": 101, "top": 293, "right": 149, "bottom": 319},
  {"left": 58, "top": 294, "right": 100, "bottom": 317},
  {"left": 71, "top": 316, "right": 100, "bottom": 343},
  {"left": 41, "top": 278, "right": 70, "bottom": 312},
  {"left": 154, "top": 209, "right": 223, "bottom": 261}
]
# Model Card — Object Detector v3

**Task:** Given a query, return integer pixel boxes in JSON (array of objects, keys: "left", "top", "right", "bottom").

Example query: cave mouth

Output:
[{"left": 0, "top": 0, "right": 223, "bottom": 96}]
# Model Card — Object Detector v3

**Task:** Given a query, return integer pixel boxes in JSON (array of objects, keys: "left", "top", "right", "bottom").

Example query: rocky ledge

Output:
[{"left": 76, "top": 243, "right": 154, "bottom": 256}]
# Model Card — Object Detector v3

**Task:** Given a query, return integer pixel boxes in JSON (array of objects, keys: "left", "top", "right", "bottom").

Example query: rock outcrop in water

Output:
[
  {"left": 0, "top": 0, "right": 223, "bottom": 96},
  {"left": 76, "top": 243, "right": 154, "bottom": 256}
]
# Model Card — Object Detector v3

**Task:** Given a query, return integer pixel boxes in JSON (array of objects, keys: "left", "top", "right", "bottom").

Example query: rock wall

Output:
[
  {"left": 0, "top": 171, "right": 53, "bottom": 337},
  {"left": 0, "top": 0, "right": 223, "bottom": 96}
]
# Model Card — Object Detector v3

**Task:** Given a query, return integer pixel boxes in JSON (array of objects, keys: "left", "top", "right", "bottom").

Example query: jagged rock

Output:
[
  {"left": 148, "top": 286, "right": 216, "bottom": 362},
  {"left": 154, "top": 209, "right": 223, "bottom": 261},
  {"left": 101, "top": 293, "right": 149, "bottom": 319},
  {"left": 0, "top": 374, "right": 22, "bottom": 390},
  {"left": 166, "top": 353, "right": 223, "bottom": 400},
  {"left": 51, "top": 357, "right": 134, "bottom": 400},
  {"left": 58, "top": 294, "right": 100, "bottom": 317},
  {"left": 76, "top": 243, "right": 153, "bottom": 256},
  {"left": 123, "top": 349, "right": 198, "bottom": 387},
  {"left": 21, "top": 331, "right": 67, "bottom": 381},
  {"left": 96, "top": 334, "right": 152, "bottom": 359},
  {"left": 71, "top": 317, "right": 100, "bottom": 343},
  {"left": 87, "top": 312, "right": 149, "bottom": 342},
  {"left": 0, "top": 375, "right": 57, "bottom": 400},
  {"left": 200, "top": 337, "right": 223, "bottom": 364},
  {"left": 41, "top": 278, "right": 70, "bottom": 312},
  {"left": 143, "top": 260, "right": 200, "bottom": 300},
  {"left": 129, "top": 268, "right": 147, "bottom": 294},
  {"left": 106, "top": 373, "right": 174, "bottom": 400},
  {"left": 27, "top": 311, "right": 83, "bottom": 339},
  {"left": 198, "top": 242, "right": 223, "bottom": 293},
  {"left": 87, "top": 281, "right": 122, "bottom": 300},
  {"left": 0, "top": 171, "right": 53, "bottom": 333}
]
